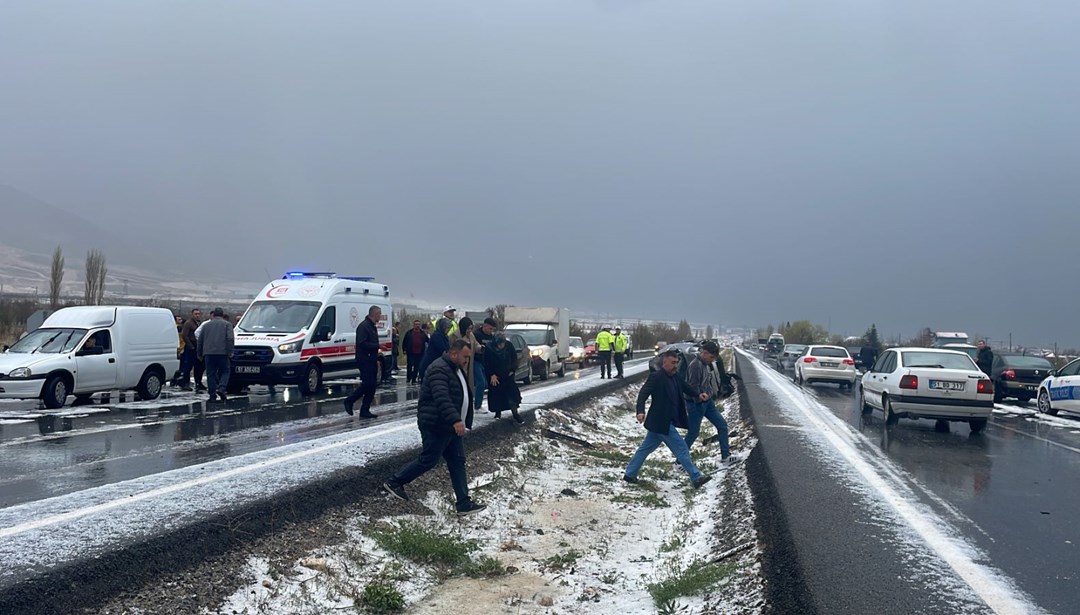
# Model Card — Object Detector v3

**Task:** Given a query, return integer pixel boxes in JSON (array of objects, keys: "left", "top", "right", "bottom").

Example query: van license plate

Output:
[
  {"left": 930, "top": 380, "right": 964, "bottom": 391},
  {"left": 235, "top": 366, "right": 261, "bottom": 374}
]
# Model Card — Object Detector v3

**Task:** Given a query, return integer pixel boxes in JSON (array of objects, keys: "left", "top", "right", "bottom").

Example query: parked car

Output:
[
  {"left": 0, "top": 306, "right": 179, "bottom": 408},
  {"left": 1037, "top": 357, "right": 1080, "bottom": 416},
  {"left": 776, "top": 344, "right": 807, "bottom": 371},
  {"left": 794, "top": 345, "right": 857, "bottom": 389},
  {"left": 990, "top": 353, "right": 1055, "bottom": 403},
  {"left": 860, "top": 348, "right": 993, "bottom": 432},
  {"left": 567, "top": 336, "right": 586, "bottom": 369},
  {"left": 654, "top": 341, "right": 669, "bottom": 355},
  {"left": 505, "top": 332, "right": 533, "bottom": 385}
]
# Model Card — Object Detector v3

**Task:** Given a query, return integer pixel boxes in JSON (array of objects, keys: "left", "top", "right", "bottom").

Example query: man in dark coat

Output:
[
  {"left": 484, "top": 332, "right": 523, "bottom": 423},
  {"left": 383, "top": 339, "right": 486, "bottom": 515},
  {"left": 859, "top": 346, "right": 878, "bottom": 373},
  {"left": 197, "top": 308, "right": 234, "bottom": 402},
  {"left": 624, "top": 349, "right": 712, "bottom": 489},
  {"left": 401, "top": 320, "right": 429, "bottom": 384},
  {"left": 418, "top": 318, "right": 452, "bottom": 383},
  {"left": 178, "top": 308, "right": 205, "bottom": 391},
  {"left": 344, "top": 305, "right": 382, "bottom": 418},
  {"left": 976, "top": 340, "right": 994, "bottom": 375}
]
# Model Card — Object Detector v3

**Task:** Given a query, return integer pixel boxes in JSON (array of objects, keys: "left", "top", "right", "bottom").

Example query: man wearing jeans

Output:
[
  {"left": 624, "top": 349, "right": 712, "bottom": 489},
  {"left": 382, "top": 339, "right": 486, "bottom": 515},
  {"left": 197, "top": 308, "right": 234, "bottom": 403},
  {"left": 683, "top": 341, "right": 732, "bottom": 461}
]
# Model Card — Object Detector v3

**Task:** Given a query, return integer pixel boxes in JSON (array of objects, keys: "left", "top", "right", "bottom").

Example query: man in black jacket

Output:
[
  {"left": 344, "top": 305, "right": 382, "bottom": 418},
  {"left": 976, "top": 340, "right": 994, "bottom": 376},
  {"left": 624, "top": 349, "right": 712, "bottom": 489},
  {"left": 383, "top": 339, "right": 486, "bottom": 515}
]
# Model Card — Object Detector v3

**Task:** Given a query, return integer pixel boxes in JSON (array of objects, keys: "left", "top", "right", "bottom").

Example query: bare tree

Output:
[
  {"left": 49, "top": 245, "right": 65, "bottom": 310},
  {"left": 84, "top": 250, "right": 107, "bottom": 305}
]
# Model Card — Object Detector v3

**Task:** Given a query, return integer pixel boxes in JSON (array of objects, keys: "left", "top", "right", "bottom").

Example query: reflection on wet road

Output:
[{"left": 765, "top": 360, "right": 1080, "bottom": 614}]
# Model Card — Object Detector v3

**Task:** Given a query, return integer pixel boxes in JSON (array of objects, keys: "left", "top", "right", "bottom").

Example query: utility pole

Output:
[{"left": 1009, "top": 333, "right": 1012, "bottom": 351}]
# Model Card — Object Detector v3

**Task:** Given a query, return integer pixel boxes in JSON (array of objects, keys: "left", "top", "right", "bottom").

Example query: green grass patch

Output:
[
  {"left": 659, "top": 534, "right": 685, "bottom": 553},
  {"left": 611, "top": 492, "right": 670, "bottom": 508},
  {"left": 541, "top": 549, "right": 581, "bottom": 570},
  {"left": 461, "top": 554, "right": 508, "bottom": 578},
  {"left": 647, "top": 560, "right": 736, "bottom": 605},
  {"left": 584, "top": 449, "right": 631, "bottom": 464},
  {"left": 370, "top": 520, "right": 478, "bottom": 567},
  {"left": 359, "top": 581, "right": 406, "bottom": 614}
]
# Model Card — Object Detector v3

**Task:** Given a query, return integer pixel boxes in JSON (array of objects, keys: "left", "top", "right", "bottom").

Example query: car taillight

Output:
[
  {"left": 899, "top": 375, "right": 919, "bottom": 389},
  {"left": 1003, "top": 369, "right": 1016, "bottom": 380},
  {"left": 842, "top": 358, "right": 854, "bottom": 365},
  {"left": 803, "top": 357, "right": 817, "bottom": 363},
  {"left": 977, "top": 379, "right": 994, "bottom": 394}
]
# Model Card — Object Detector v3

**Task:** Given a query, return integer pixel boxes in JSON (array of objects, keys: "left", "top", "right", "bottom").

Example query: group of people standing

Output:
[
  {"left": 594, "top": 325, "right": 630, "bottom": 379},
  {"left": 172, "top": 307, "right": 236, "bottom": 402}
]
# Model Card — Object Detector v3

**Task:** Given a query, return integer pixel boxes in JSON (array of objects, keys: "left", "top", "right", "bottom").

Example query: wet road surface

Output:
[
  {"left": 0, "top": 358, "right": 644, "bottom": 510},
  {"left": 750, "top": 351, "right": 1080, "bottom": 614}
]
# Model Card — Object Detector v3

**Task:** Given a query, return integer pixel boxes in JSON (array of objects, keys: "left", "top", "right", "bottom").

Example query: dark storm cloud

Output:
[{"left": 1, "top": 1, "right": 1078, "bottom": 346}]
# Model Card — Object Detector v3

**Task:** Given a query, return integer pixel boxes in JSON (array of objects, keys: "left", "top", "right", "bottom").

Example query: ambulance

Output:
[{"left": 230, "top": 272, "right": 393, "bottom": 395}]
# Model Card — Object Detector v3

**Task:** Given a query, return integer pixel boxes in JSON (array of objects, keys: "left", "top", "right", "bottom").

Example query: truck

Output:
[{"left": 503, "top": 307, "right": 569, "bottom": 381}]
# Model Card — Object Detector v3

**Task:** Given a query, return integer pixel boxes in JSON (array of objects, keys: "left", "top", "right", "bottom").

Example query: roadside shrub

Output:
[
  {"left": 358, "top": 581, "right": 405, "bottom": 614},
  {"left": 370, "top": 520, "right": 477, "bottom": 567},
  {"left": 647, "top": 560, "right": 735, "bottom": 605}
]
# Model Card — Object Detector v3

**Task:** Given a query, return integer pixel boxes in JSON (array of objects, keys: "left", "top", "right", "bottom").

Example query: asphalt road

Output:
[
  {"left": 743, "top": 350, "right": 1079, "bottom": 614},
  {"left": 0, "top": 355, "right": 644, "bottom": 510}
]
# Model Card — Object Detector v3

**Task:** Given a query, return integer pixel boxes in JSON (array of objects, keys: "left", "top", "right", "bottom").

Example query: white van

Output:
[
  {"left": 0, "top": 306, "right": 180, "bottom": 408},
  {"left": 231, "top": 272, "right": 392, "bottom": 394}
]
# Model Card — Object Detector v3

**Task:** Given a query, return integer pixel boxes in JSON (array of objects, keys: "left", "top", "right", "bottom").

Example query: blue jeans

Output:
[
  {"left": 474, "top": 362, "right": 486, "bottom": 410},
  {"left": 625, "top": 424, "right": 702, "bottom": 482},
  {"left": 685, "top": 400, "right": 730, "bottom": 456},
  {"left": 391, "top": 426, "right": 471, "bottom": 509},
  {"left": 204, "top": 355, "right": 230, "bottom": 395}
]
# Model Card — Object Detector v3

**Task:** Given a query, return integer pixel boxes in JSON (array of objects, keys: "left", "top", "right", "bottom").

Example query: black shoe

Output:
[
  {"left": 344, "top": 400, "right": 354, "bottom": 416},
  {"left": 218, "top": 392, "right": 227, "bottom": 402},
  {"left": 692, "top": 475, "right": 712, "bottom": 489},
  {"left": 623, "top": 474, "right": 638, "bottom": 484},
  {"left": 358, "top": 411, "right": 378, "bottom": 419},
  {"left": 511, "top": 409, "right": 525, "bottom": 424},
  {"left": 456, "top": 502, "right": 487, "bottom": 515},
  {"left": 383, "top": 481, "right": 408, "bottom": 501},
  {"left": 178, "top": 384, "right": 193, "bottom": 391},
  {"left": 494, "top": 412, "right": 502, "bottom": 419},
  {"left": 206, "top": 394, "right": 218, "bottom": 403},
  {"left": 196, "top": 386, "right": 207, "bottom": 393}
]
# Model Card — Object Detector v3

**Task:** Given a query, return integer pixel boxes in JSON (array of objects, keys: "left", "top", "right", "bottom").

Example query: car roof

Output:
[
  {"left": 806, "top": 344, "right": 845, "bottom": 350},
  {"left": 888, "top": 347, "right": 968, "bottom": 354}
]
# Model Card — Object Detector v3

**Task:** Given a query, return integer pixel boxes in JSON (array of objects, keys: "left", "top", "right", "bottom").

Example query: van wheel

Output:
[
  {"left": 136, "top": 368, "right": 165, "bottom": 401},
  {"left": 299, "top": 362, "right": 322, "bottom": 396},
  {"left": 1038, "top": 390, "right": 1058, "bottom": 416},
  {"left": 884, "top": 396, "right": 899, "bottom": 426},
  {"left": 969, "top": 418, "right": 988, "bottom": 434},
  {"left": 42, "top": 374, "right": 70, "bottom": 409}
]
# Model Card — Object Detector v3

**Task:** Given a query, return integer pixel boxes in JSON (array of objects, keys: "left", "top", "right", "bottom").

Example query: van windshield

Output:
[
  {"left": 7, "top": 328, "right": 87, "bottom": 354},
  {"left": 239, "top": 301, "right": 321, "bottom": 334},
  {"left": 510, "top": 329, "right": 550, "bottom": 346}
]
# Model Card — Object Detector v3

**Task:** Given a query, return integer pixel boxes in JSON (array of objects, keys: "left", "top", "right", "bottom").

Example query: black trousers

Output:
[
  {"left": 614, "top": 351, "right": 625, "bottom": 377},
  {"left": 390, "top": 425, "right": 470, "bottom": 508},
  {"left": 599, "top": 350, "right": 612, "bottom": 377},
  {"left": 406, "top": 353, "right": 423, "bottom": 383},
  {"left": 345, "top": 361, "right": 378, "bottom": 414}
]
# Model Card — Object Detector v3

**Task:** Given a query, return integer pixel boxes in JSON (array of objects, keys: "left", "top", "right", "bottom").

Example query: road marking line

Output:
[
  {"left": 745, "top": 351, "right": 1043, "bottom": 615},
  {"left": 990, "top": 422, "right": 1080, "bottom": 455}
]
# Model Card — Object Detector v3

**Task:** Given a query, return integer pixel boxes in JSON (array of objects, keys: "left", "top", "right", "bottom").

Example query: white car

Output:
[
  {"left": 567, "top": 336, "right": 586, "bottom": 368},
  {"left": 1037, "top": 357, "right": 1080, "bottom": 416},
  {"left": 860, "top": 347, "right": 993, "bottom": 432},
  {"left": 794, "top": 345, "right": 857, "bottom": 389}
]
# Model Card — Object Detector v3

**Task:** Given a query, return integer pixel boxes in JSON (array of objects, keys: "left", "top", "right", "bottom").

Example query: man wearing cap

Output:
[
  {"left": 596, "top": 326, "right": 615, "bottom": 379},
  {"left": 683, "top": 341, "right": 733, "bottom": 462},
  {"left": 197, "top": 307, "right": 235, "bottom": 403},
  {"left": 613, "top": 327, "right": 629, "bottom": 379},
  {"left": 433, "top": 306, "right": 459, "bottom": 339}
]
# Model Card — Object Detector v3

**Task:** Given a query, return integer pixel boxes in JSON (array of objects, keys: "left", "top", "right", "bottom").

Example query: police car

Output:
[{"left": 1037, "top": 357, "right": 1080, "bottom": 416}]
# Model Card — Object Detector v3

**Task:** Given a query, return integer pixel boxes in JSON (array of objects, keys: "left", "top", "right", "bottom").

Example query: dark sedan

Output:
[
  {"left": 990, "top": 353, "right": 1055, "bottom": 403},
  {"left": 505, "top": 333, "right": 534, "bottom": 385}
]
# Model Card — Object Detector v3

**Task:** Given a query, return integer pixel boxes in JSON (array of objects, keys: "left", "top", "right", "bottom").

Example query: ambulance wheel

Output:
[{"left": 299, "top": 362, "right": 322, "bottom": 396}]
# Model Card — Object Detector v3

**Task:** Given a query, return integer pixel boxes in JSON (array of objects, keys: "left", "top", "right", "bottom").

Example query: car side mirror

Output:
[{"left": 1, "top": 345, "right": 7, "bottom": 352}]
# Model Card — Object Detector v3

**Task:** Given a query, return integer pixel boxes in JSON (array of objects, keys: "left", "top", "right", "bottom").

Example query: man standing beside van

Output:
[
  {"left": 178, "top": 308, "right": 205, "bottom": 392},
  {"left": 344, "top": 305, "right": 382, "bottom": 419},
  {"left": 197, "top": 308, "right": 235, "bottom": 403}
]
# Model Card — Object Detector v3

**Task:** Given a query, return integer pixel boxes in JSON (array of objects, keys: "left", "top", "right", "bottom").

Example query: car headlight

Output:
[
  {"left": 278, "top": 341, "right": 304, "bottom": 354},
  {"left": 7, "top": 367, "right": 31, "bottom": 379},
  {"left": 531, "top": 349, "right": 544, "bottom": 358}
]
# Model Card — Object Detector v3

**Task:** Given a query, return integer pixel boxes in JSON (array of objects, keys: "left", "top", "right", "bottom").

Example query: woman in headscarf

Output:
[
  {"left": 484, "top": 331, "right": 523, "bottom": 423},
  {"left": 450, "top": 316, "right": 480, "bottom": 403},
  {"left": 418, "top": 317, "right": 452, "bottom": 383}
]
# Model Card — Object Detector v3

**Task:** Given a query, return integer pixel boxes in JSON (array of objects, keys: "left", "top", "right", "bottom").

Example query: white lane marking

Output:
[
  {"left": 745, "top": 351, "right": 1043, "bottom": 615},
  {"left": 990, "top": 422, "right": 1080, "bottom": 455},
  {"left": 0, "top": 363, "right": 647, "bottom": 538}
]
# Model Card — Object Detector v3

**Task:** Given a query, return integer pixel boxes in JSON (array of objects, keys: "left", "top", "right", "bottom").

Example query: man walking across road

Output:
[
  {"left": 613, "top": 326, "right": 628, "bottom": 379},
  {"left": 596, "top": 326, "right": 615, "bottom": 379},
  {"left": 344, "top": 305, "right": 382, "bottom": 419},
  {"left": 624, "top": 349, "right": 712, "bottom": 489},
  {"left": 383, "top": 339, "right": 486, "bottom": 515},
  {"left": 976, "top": 340, "right": 994, "bottom": 376},
  {"left": 197, "top": 308, "right": 235, "bottom": 403},
  {"left": 683, "top": 341, "right": 733, "bottom": 461},
  {"left": 402, "top": 320, "right": 429, "bottom": 384},
  {"left": 178, "top": 308, "right": 205, "bottom": 392}
]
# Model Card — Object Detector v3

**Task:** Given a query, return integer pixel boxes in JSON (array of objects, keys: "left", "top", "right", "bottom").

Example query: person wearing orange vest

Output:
[{"left": 596, "top": 326, "right": 615, "bottom": 379}]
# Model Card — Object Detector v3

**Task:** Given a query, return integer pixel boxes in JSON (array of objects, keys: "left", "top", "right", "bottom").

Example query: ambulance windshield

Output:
[{"left": 239, "top": 301, "right": 321, "bottom": 334}]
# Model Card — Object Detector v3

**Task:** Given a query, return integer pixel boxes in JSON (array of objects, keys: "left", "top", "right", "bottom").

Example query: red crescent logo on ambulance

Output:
[{"left": 267, "top": 286, "right": 290, "bottom": 298}]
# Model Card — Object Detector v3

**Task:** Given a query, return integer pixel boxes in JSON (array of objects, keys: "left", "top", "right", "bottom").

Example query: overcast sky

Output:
[{"left": 2, "top": 1, "right": 1078, "bottom": 346}]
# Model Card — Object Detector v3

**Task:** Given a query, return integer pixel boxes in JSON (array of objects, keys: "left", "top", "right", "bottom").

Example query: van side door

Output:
[
  {"left": 307, "top": 306, "right": 345, "bottom": 368},
  {"left": 74, "top": 330, "right": 118, "bottom": 392}
]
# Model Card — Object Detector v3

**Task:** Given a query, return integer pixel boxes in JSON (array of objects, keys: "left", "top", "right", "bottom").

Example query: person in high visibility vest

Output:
[
  {"left": 613, "top": 327, "right": 628, "bottom": 378},
  {"left": 432, "top": 305, "right": 459, "bottom": 339},
  {"left": 596, "top": 326, "right": 615, "bottom": 379}
]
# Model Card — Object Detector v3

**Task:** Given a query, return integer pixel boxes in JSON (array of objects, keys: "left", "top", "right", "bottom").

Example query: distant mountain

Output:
[{"left": 0, "top": 185, "right": 262, "bottom": 302}]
